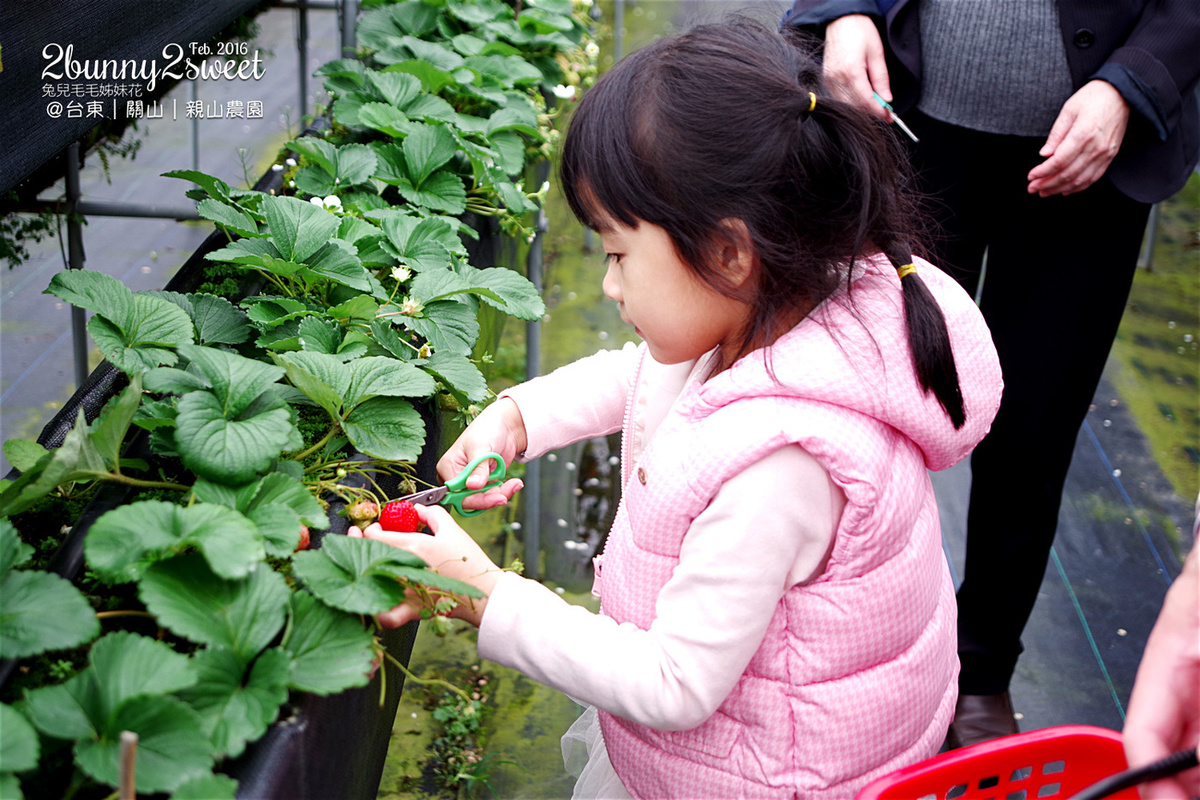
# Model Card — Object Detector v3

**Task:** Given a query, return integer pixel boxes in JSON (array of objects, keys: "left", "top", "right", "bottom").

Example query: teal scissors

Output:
[{"left": 394, "top": 452, "right": 506, "bottom": 516}]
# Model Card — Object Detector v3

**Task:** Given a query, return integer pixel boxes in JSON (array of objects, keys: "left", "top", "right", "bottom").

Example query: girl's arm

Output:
[
  {"left": 478, "top": 444, "right": 842, "bottom": 730},
  {"left": 499, "top": 341, "right": 642, "bottom": 460},
  {"left": 436, "top": 343, "right": 643, "bottom": 509}
]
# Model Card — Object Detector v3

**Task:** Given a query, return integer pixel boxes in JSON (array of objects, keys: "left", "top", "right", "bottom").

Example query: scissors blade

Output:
[
  {"left": 872, "top": 91, "right": 920, "bottom": 143},
  {"left": 890, "top": 113, "right": 920, "bottom": 143},
  {"left": 395, "top": 486, "right": 449, "bottom": 506}
]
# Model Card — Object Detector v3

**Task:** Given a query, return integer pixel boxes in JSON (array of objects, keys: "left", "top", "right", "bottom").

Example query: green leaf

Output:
[
  {"left": 75, "top": 694, "right": 212, "bottom": 794},
  {"left": 0, "top": 410, "right": 107, "bottom": 518},
  {"left": 466, "top": 265, "right": 547, "bottom": 320},
  {"left": 366, "top": 70, "right": 422, "bottom": 108},
  {"left": 403, "top": 93, "right": 459, "bottom": 124},
  {"left": 143, "top": 365, "right": 208, "bottom": 396},
  {"left": 448, "top": 0, "right": 513, "bottom": 26},
  {"left": 399, "top": 299, "right": 479, "bottom": 355},
  {"left": 88, "top": 374, "right": 143, "bottom": 469},
  {"left": 383, "top": 60, "right": 458, "bottom": 95},
  {"left": 24, "top": 632, "right": 199, "bottom": 747},
  {"left": 379, "top": 564, "right": 485, "bottom": 598},
  {"left": 247, "top": 472, "right": 327, "bottom": 526},
  {"left": 275, "top": 352, "right": 346, "bottom": 419},
  {"left": 488, "top": 130, "right": 526, "bottom": 175},
  {"left": 342, "top": 396, "right": 425, "bottom": 461},
  {"left": 327, "top": 293, "right": 380, "bottom": 322},
  {"left": 287, "top": 139, "right": 377, "bottom": 188},
  {"left": 163, "top": 169, "right": 234, "bottom": 203},
  {"left": 171, "top": 773, "right": 240, "bottom": 800},
  {"left": 355, "top": 100, "right": 417, "bottom": 138},
  {"left": 344, "top": 356, "right": 437, "bottom": 406},
  {"left": 285, "top": 137, "right": 337, "bottom": 177},
  {"left": 486, "top": 104, "right": 540, "bottom": 136},
  {"left": 175, "top": 389, "right": 294, "bottom": 485},
  {"left": 283, "top": 591, "right": 374, "bottom": 695},
  {"left": 0, "top": 519, "right": 31, "bottom": 573},
  {"left": 293, "top": 165, "right": 337, "bottom": 198},
  {"left": 192, "top": 473, "right": 325, "bottom": 556},
  {"left": 197, "top": 198, "right": 259, "bottom": 237},
  {"left": 0, "top": 570, "right": 100, "bottom": 660},
  {"left": 4, "top": 439, "right": 48, "bottom": 473},
  {"left": 93, "top": 630, "right": 199, "bottom": 710},
  {"left": 166, "top": 344, "right": 294, "bottom": 485},
  {"left": 470, "top": 55, "right": 542, "bottom": 90},
  {"left": 139, "top": 554, "right": 289, "bottom": 660},
  {"left": 179, "top": 646, "right": 289, "bottom": 759},
  {"left": 395, "top": 170, "right": 467, "bottom": 214},
  {"left": 0, "top": 702, "right": 38, "bottom": 774},
  {"left": 291, "top": 535, "right": 415, "bottom": 614},
  {"left": 411, "top": 267, "right": 477, "bottom": 303},
  {"left": 187, "top": 293, "right": 253, "bottom": 345},
  {"left": 86, "top": 500, "right": 265, "bottom": 583},
  {"left": 403, "top": 124, "right": 458, "bottom": 186},
  {"left": 378, "top": 213, "right": 454, "bottom": 272},
  {"left": 302, "top": 240, "right": 372, "bottom": 291},
  {"left": 47, "top": 270, "right": 194, "bottom": 374},
  {"left": 260, "top": 194, "right": 341, "bottom": 263},
  {"left": 417, "top": 351, "right": 489, "bottom": 404},
  {"left": 246, "top": 503, "right": 304, "bottom": 557},
  {"left": 241, "top": 295, "right": 309, "bottom": 326},
  {"left": 297, "top": 315, "right": 342, "bottom": 356}
]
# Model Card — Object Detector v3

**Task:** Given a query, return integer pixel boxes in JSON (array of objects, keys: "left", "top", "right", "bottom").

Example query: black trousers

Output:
[{"left": 906, "top": 111, "right": 1152, "bottom": 695}]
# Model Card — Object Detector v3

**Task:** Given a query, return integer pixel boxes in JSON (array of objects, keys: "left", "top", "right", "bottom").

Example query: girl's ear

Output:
[{"left": 716, "top": 218, "right": 757, "bottom": 289}]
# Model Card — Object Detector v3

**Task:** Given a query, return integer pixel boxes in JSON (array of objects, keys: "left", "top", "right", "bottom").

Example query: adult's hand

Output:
[
  {"left": 823, "top": 14, "right": 892, "bottom": 120},
  {"left": 1027, "top": 80, "right": 1130, "bottom": 197},
  {"left": 1123, "top": 544, "right": 1199, "bottom": 799}
]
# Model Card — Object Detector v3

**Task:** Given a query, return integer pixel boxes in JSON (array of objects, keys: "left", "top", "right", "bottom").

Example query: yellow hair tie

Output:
[
  {"left": 807, "top": 91, "right": 817, "bottom": 113},
  {"left": 896, "top": 263, "right": 917, "bottom": 280}
]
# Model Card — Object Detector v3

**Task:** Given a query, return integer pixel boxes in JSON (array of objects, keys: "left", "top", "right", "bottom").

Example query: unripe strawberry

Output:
[
  {"left": 379, "top": 500, "right": 420, "bottom": 532},
  {"left": 347, "top": 500, "right": 380, "bottom": 528}
]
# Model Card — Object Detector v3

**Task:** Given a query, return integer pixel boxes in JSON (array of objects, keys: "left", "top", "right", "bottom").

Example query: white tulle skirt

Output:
[{"left": 561, "top": 705, "right": 633, "bottom": 800}]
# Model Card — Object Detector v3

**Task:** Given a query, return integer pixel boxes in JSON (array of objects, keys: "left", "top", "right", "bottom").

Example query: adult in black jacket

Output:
[{"left": 783, "top": 0, "right": 1200, "bottom": 749}]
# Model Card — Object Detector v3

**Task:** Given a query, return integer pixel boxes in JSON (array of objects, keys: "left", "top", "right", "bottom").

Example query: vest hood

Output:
[{"left": 694, "top": 255, "right": 1002, "bottom": 472}]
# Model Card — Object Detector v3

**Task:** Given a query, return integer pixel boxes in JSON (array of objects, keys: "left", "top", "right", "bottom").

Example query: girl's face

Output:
[{"left": 597, "top": 216, "right": 749, "bottom": 369}]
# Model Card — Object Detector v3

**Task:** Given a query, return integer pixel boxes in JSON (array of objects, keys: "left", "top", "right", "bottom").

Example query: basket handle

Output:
[{"left": 1066, "top": 748, "right": 1199, "bottom": 800}]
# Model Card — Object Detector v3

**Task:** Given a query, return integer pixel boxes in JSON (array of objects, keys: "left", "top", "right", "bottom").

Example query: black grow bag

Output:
[{"left": 0, "top": 153, "right": 507, "bottom": 799}]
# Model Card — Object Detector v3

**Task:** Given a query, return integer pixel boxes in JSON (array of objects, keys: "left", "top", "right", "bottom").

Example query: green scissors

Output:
[{"left": 393, "top": 451, "right": 506, "bottom": 516}]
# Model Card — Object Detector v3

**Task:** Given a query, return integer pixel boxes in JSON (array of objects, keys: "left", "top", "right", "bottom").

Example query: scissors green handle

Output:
[{"left": 443, "top": 451, "right": 506, "bottom": 516}]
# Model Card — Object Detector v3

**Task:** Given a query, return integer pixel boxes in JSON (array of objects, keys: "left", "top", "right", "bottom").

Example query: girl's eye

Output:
[{"left": 605, "top": 253, "right": 622, "bottom": 264}]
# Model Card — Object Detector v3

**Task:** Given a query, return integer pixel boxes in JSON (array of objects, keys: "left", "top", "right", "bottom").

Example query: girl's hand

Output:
[
  {"left": 349, "top": 503, "right": 504, "bottom": 629},
  {"left": 439, "top": 397, "right": 528, "bottom": 511},
  {"left": 823, "top": 14, "right": 892, "bottom": 121}
]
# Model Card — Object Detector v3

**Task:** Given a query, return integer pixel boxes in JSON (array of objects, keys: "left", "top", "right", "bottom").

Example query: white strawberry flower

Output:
[
  {"left": 391, "top": 265, "right": 412, "bottom": 283},
  {"left": 552, "top": 84, "right": 576, "bottom": 100}
]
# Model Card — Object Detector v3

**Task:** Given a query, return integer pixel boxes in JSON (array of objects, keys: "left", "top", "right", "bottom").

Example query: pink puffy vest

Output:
[{"left": 596, "top": 256, "right": 1002, "bottom": 798}]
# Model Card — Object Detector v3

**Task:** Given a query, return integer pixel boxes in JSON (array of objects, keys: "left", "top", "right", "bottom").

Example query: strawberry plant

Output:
[{"left": 0, "top": 0, "right": 596, "bottom": 797}]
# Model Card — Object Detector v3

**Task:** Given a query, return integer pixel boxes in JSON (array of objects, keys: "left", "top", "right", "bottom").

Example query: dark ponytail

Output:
[{"left": 883, "top": 245, "right": 967, "bottom": 429}]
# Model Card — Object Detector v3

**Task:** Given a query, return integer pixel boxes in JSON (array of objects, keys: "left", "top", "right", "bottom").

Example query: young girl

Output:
[{"left": 353, "top": 18, "right": 1002, "bottom": 798}]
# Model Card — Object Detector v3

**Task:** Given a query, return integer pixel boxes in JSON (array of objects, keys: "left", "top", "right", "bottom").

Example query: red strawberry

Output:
[
  {"left": 296, "top": 524, "right": 311, "bottom": 552},
  {"left": 379, "top": 500, "right": 420, "bottom": 532}
]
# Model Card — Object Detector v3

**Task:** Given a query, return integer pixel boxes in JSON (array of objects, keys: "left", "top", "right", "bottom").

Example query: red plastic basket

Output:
[{"left": 856, "top": 725, "right": 1135, "bottom": 800}]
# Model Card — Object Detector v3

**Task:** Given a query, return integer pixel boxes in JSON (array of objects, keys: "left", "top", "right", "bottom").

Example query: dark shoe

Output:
[{"left": 945, "top": 692, "right": 1019, "bottom": 750}]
